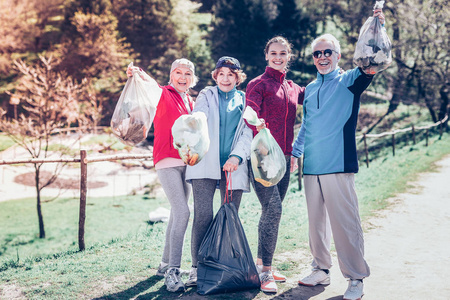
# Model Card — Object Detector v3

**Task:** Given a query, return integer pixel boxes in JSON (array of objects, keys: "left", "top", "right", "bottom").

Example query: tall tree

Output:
[
  {"left": 0, "top": 0, "right": 66, "bottom": 117},
  {"left": 271, "top": 0, "right": 318, "bottom": 85},
  {"left": 57, "top": 10, "right": 135, "bottom": 126},
  {"left": 402, "top": 0, "right": 449, "bottom": 122},
  {"left": 210, "top": 0, "right": 319, "bottom": 86},
  {"left": 112, "top": 0, "right": 184, "bottom": 82},
  {"left": 211, "top": 0, "right": 272, "bottom": 85},
  {"left": 170, "top": 0, "right": 213, "bottom": 90}
]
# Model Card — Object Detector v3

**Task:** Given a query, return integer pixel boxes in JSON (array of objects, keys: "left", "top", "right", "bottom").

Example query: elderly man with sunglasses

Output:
[{"left": 292, "top": 8, "right": 386, "bottom": 300}]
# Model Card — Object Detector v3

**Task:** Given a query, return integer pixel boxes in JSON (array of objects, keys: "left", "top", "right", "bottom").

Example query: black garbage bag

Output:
[{"left": 196, "top": 201, "right": 260, "bottom": 295}]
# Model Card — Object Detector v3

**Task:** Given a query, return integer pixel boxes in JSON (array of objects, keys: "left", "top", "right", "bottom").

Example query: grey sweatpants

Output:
[
  {"left": 304, "top": 173, "right": 370, "bottom": 280},
  {"left": 250, "top": 155, "right": 291, "bottom": 267},
  {"left": 190, "top": 170, "right": 243, "bottom": 266},
  {"left": 157, "top": 166, "right": 191, "bottom": 268}
]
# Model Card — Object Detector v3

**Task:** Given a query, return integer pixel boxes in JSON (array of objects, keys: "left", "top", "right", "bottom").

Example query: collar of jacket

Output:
[
  {"left": 265, "top": 66, "right": 286, "bottom": 83},
  {"left": 167, "top": 84, "right": 188, "bottom": 96},
  {"left": 166, "top": 85, "right": 192, "bottom": 112},
  {"left": 316, "top": 67, "right": 341, "bottom": 81},
  {"left": 217, "top": 86, "right": 237, "bottom": 100}
]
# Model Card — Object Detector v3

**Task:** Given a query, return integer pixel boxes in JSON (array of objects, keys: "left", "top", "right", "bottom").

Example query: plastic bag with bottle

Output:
[
  {"left": 243, "top": 106, "right": 286, "bottom": 187},
  {"left": 111, "top": 62, "right": 162, "bottom": 146},
  {"left": 172, "top": 112, "right": 210, "bottom": 166},
  {"left": 353, "top": 1, "right": 392, "bottom": 74}
]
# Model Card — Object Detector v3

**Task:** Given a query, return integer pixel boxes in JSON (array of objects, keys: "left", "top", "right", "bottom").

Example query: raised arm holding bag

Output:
[
  {"left": 111, "top": 62, "right": 162, "bottom": 146},
  {"left": 353, "top": 0, "right": 392, "bottom": 74}
]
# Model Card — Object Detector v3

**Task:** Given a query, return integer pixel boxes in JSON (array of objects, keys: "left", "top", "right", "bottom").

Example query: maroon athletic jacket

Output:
[{"left": 246, "top": 67, "right": 305, "bottom": 155}]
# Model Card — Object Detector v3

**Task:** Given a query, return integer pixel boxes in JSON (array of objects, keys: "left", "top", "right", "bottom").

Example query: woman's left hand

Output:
[
  {"left": 290, "top": 156, "right": 299, "bottom": 173},
  {"left": 223, "top": 156, "right": 240, "bottom": 173},
  {"left": 256, "top": 119, "right": 266, "bottom": 132}
]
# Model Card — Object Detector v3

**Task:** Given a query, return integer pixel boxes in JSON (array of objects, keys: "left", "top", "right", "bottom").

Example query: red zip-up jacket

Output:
[
  {"left": 153, "top": 85, "right": 193, "bottom": 165},
  {"left": 245, "top": 67, "right": 305, "bottom": 155}
]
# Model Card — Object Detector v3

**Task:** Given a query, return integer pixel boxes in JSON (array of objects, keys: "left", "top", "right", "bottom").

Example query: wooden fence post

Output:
[
  {"left": 297, "top": 157, "right": 302, "bottom": 191},
  {"left": 392, "top": 134, "right": 395, "bottom": 156},
  {"left": 412, "top": 125, "right": 416, "bottom": 145},
  {"left": 425, "top": 129, "right": 429, "bottom": 146},
  {"left": 79, "top": 150, "right": 87, "bottom": 251},
  {"left": 363, "top": 134, "right": 369, "bottom": 168}
]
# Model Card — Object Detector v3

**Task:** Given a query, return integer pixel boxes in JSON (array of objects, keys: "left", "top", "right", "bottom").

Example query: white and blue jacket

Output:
[
  {"left": 186, "top": 86, "right": 253, "bottom": 191},
  {"left": 292, "top": 67, "right": 373, "bottom": 175}
]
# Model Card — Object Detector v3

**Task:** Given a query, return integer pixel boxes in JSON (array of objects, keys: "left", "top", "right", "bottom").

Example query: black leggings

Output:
[
  {"left": 250, "top": 155, "right": 291, "bottom": 267},
  {"left": 190, "top": 170, "right": 243, "bottom": 266}
]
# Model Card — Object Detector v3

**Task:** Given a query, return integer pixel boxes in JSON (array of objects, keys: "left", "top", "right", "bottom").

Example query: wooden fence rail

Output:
[
  {"left": 358, "top": 114, "right": 448, "bottom": 168},
  {"left": 0, "top": 114, "right": 447, "bottom": 251},
  {"left": 1, "top": 151, "right": 153, "bottom": 251}
]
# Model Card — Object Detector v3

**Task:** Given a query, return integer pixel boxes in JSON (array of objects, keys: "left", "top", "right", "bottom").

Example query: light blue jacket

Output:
[
  {"left": 186, "top": 86, "right": 253, "bottom": 191},
  {"left": 292, "top": 67, "right": 372, "bottom": 175}
]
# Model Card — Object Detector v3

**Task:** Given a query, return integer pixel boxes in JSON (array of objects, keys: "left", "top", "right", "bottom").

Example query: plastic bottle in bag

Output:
[
  {"left": 172, "top": 112, "right": 210, "bottom": 166},
  {"left": 111, "top": 62, "right": 162, "bottom": 146},
  {"left": 243, "top": 106, "right": 286, "bottom": 187},
  {"left": 353, "top": 1, "right": 392, "bottom": 74}
]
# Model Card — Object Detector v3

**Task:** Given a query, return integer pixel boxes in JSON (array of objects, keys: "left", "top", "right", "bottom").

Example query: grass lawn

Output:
[
  {"left": 0, "top": 135, "right": 15, "bottom": 151},
  {"left": 0, "top": 132, "right": 448, "bottom": 299}
]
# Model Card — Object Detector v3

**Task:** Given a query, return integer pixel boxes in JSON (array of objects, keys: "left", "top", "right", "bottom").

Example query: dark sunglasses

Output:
[{"left": 313, "top": 49, "right": 337, "bottom": 58}]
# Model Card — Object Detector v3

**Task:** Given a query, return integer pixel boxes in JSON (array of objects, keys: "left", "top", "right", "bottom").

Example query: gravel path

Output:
[
  {"left": 0, "top": 144, "right": 159, "bottom": 202},
  {"left": 278, "top": 154, "right": 450, "bottom": 300}
]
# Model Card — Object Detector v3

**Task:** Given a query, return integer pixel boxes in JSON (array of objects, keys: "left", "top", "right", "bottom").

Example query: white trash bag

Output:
[
  {"left": 243, "top": 106, "right": 286, "bottom": 187},
  {"left": 172, "top": 112, "right": 210, "bottom": 166},
  {"left": 353, "top": 1, "right": 392, "bottom": 74},
  {"left": 111, "top": 62, "right": 162, "bottom": 146}
]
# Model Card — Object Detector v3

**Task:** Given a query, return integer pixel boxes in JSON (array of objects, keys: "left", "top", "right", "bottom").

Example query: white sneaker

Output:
[
  {"left": 256, "top": 264, "right": 286, "bottom": 282},
  {"left": 164, "top": 267, "right": 185, "bottom": 292},
  {"left": 185, "top": 267, "right": 197, "bottom": 287},
  {"left": 156, "top": 261, "right": 168, "bottom": 277},
  {"left": 343, "top": 279, "right": 364, "bottom": 300},
  {"left": 298, "top": 269, "right": 330, "bottom": 286},
  {"left": 259, "top": 270, "right": 278, "bottom": 293}
]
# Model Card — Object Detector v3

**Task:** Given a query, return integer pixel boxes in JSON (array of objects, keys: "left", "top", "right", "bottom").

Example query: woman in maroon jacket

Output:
[
  {"left": 245, "top": 36, "right": 305, "bottom": 293},
  {"left": 127, "top": 58, "right": 196, "bottom": 293}
]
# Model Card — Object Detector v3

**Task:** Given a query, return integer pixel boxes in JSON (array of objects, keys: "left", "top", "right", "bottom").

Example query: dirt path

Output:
[
  {"left": 0, "top": 142, "right": 160, "bottom": 202},
  {"left": 180, "top": 155, "right": 450, "bottom": 300},
  {"left": 277, "top": 154, "right": 450, "bottom": 300}
]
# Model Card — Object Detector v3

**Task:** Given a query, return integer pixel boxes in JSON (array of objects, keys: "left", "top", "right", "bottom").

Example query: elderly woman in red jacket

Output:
[
  {"left": 245, "top": 36, "right": 305, "bottom": 293},
  {"left": 127, "top": 58, "right": 196, "bottom": 293}
]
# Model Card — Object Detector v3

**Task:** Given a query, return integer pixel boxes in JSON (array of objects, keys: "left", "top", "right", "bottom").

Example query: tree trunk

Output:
[
  {"left": 363, "top": 110, "right": 390, "bottom": 136},
  {"left": 420, "top": 81, "right": 438, "bottom": 123},
  {"left": 387, "top": 15, "right": 403, "bottom": 114},
  {"left": 35, "top": 165, "right": 46, "bottom": 239},
  {"left": 439, "top": 85, "right": 449, "bottom": 130},
  {"left": 425, "top": 99, "right": 438, "bottom": 123}
]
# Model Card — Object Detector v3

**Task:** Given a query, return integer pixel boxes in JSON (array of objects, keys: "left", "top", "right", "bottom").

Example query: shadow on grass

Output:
[
  {"left": 92, "top": 276, "right": 163, "bottom": 300},
  {"left": 135, "top": 287, "right": 260, "bottom": 300},
  {"left": 272, "top": 285, "right": 328, "bottom": 300},
  {"left": 92, "top": 279, "right": 334, "bottom": 300},
  {"left": 91, "top": 277, "right": 259, "bottom": 300}
]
